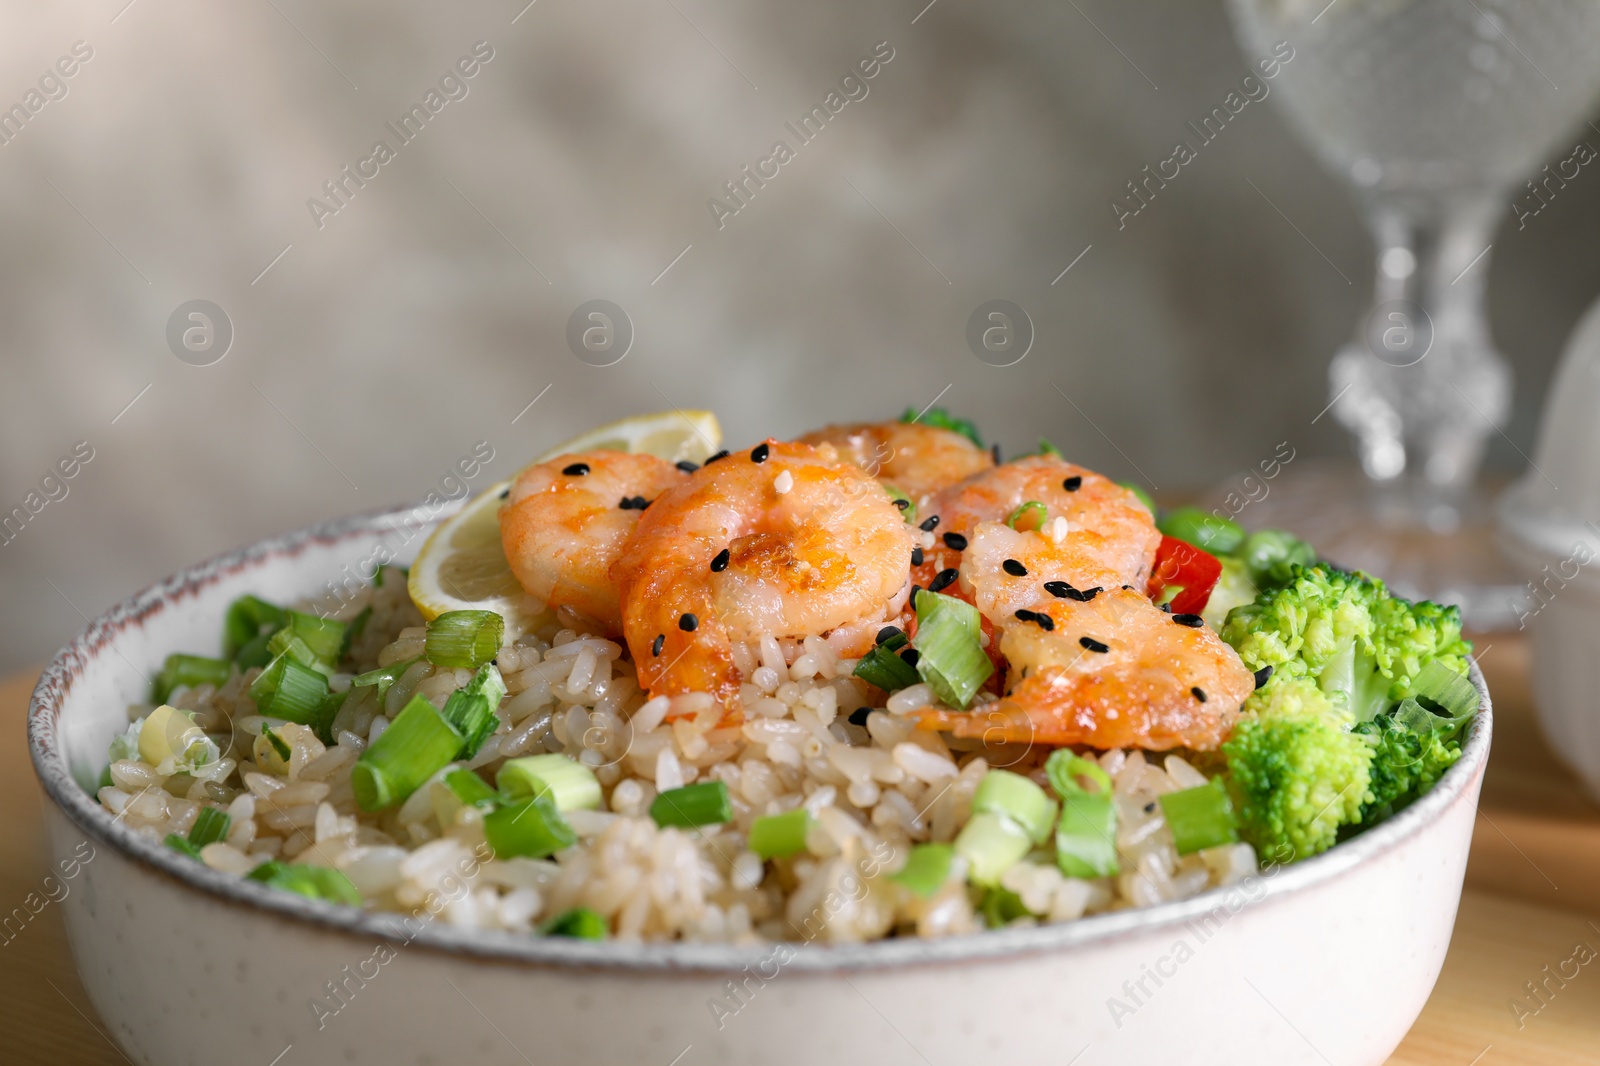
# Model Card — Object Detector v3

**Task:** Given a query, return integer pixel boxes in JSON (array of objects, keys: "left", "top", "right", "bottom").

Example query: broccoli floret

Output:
[
  {"left": 1222, "top": 680, "right": 1373, "bottom": 862},
  {"left": 1220, "top": 563, "right": 1469, "bottom": 723},
  {"left": 1354, "top": 708, "right": 1464, "bottom": 826}
]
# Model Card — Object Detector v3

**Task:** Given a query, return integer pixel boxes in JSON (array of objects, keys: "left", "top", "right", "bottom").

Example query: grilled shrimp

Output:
[
  {"left": 499, "top": 451, "right": 687, "bottom": 634},
  {"left": 915, "top": 525, "right": 1254, "bottom": 750},
  {"left": 797, "top": 420, "right": 993, "bottom": 509},
  {"left": 612, "top": 440, "right": 916, "bottom": 706},
  {"left": 926, "top": 455, "right": 1160, "bottom": 590}
]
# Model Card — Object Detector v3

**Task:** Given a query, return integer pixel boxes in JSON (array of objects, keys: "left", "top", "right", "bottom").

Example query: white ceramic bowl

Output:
[{"left": 28, "top": 504, "right": 1492, "bottom": 1066}]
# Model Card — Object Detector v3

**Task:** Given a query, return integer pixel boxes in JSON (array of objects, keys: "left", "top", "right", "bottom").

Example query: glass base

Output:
[{"left": 1216, "top": 458, "right": 1524, "bottom": 631}]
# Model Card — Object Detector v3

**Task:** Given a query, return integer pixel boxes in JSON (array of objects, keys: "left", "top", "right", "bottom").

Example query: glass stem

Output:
[{"left": 1330, "top": 194, "right": 1511, "bottom": 529}]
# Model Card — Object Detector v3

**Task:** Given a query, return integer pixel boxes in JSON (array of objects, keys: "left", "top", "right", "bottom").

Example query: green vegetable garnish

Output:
[
  {"left": 1157, "top": 506, "right": 1245, "bottom": 556},
  {"left": 649, "top": 781, "right": 733, "bottom": 828},
  {"left": 1158, "top": 780, "right": 1238, "bottom": 855},
  {"left": 911, "top": 590, "right": 993, "bottom": 710},
  {"left": 901, "top": 405, "right": 983, "bottom": 448},
  {"left": 747, "top": 808, "right": 814, "bottom": 859},
  {"left": 425, "top": 610, "right": 505, "bottom": 670},
  {"left": 350, "top": 694, "right": 465, "bottom": 811}
]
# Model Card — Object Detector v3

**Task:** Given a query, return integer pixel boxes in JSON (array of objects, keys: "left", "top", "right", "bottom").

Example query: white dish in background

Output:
[{"left": 29, "top": 503, "right": 1492, "bottom": 1066}]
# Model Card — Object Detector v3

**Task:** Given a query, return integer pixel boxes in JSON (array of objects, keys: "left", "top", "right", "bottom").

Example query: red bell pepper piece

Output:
[{"left": 1146, "top": 535, "right": 1222, "bottom": 616}]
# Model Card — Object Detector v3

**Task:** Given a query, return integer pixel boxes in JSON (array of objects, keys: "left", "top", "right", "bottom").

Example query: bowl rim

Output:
[{"left": 28, "top": 501, "right": 1494, "bottom": 974}]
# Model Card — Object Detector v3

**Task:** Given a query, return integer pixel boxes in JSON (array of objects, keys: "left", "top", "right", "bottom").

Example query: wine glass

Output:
[{"left": 1224, "top": 0, "right": 1600, "bottom": 626}]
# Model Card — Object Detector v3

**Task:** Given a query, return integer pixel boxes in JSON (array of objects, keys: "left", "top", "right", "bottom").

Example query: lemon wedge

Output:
[{"left": 407, "top": 410, "right": 722, "bottom": 638}]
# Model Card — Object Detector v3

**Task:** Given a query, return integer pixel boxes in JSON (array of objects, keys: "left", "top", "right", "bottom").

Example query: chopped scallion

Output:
[
  {"left": 425, "top": 610, "right": 505, "bottom": 669},
  {"left": 901, "top": 405, "right": 983, "bottom": 448},
  {"left": 1036, "top": 438, "right": 1063, "bottom": 458},
  {"left": 267, "top": 629, "right": 335, "bottom": 677},
  {"left": 247, "top": 861, "right": 363, "bottom": 906},
  {"left": 223, "top": 595, "right": 287, "bottom": 659},
  {"left": 349, "top": 656, "right": 422, "bottom": 704},
  {"left": 1006, "top": 500, "right": 1049, "bottom": 533},
  {"left": 1158, "top": 779, "right": 1238, "bottom": 855},
  {"left": 912, "top": 590, "right": 993, "bottom": 709},
  {"left": 152, "top": 653, "right": 232, "bottom": 705},
  {"left": 278, "top": 610, "right": 347, "bottom": 666},
  {"left": 165, "top": 833, "right": 202, "bottom": 860},
  {"left": 443, "top": 768, "right": 500, "bottom": 809},
  {"left": 261, "top": 724, "right": 292, "bottom": 762},
  {"left": 953, "top": 810, "right": 1032, "bottom": 886},
  {"left": 977, "top": 885, "right": 1033, "bottom": 927},
  {"left": 1045, "top": 750, "right": 1119, "bottom": 878},
  {"left": 540, "top": 907, "right": 608, "bottom": 939},
  {"left": 748, "top": 808, "right": 814, "bottom": 859},
  {"left": 188, "top": 806, "right": 232, "bottom": 848},
  {"left": 889, "top": 843, "right": 954, "bottom": 898},
  {"left": 439, "top": 691, "right": 496, "bottom": 759},
  {"left": 234, "top": 631, "right": 278, "bottom": 670},
  {"left": 971, "top": 770, "right": 1058, "bottom": 845},
  {"left": 650, "top": 781, "right": 733, "bottom": 828},
  {"left": 852, "top": 642, "right": 922, "bottom": 692},
  {"left": 248, "top": 654, "right": 331, "bottom": 728},
  {"left": 350, "top": 694, "right": 465, "bottom": 811},
  {"left": 484, "top": 794, "right": 576, "bottom": 859},
  {"left": 497, "top": 753, "right": 602, "bottom": 811}
]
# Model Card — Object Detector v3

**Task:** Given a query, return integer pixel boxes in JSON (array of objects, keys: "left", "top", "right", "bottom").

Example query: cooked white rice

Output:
[{"left": 98, "top": 567, "right": 1259, "bottom": 943}]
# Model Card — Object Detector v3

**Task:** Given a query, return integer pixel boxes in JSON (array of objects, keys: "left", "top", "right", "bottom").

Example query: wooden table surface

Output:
[{"left": 5, "top": 638, "right": 1599, "bottom": 1064}]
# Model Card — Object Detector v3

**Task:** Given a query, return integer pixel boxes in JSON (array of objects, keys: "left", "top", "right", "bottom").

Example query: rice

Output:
[{"left": 97, "top": 564, "right": 1259, "bottom": 945}]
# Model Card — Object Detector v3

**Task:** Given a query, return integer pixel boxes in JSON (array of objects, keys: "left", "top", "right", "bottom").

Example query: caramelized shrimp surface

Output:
[
  {"left": 499, "top": 451, "right": 686, "bottom": 634},
  {"left": 914, "top": 522, "right": 1254, "bottom": 750},
  {"left": 613, "top": 440, "right": 915, "bottom": 706},
  {"left": 797, "top": 420, "right": 993, "bottom": 508},
  {"left": 928, "top": 455, "right": 1159, "bottom": 590}
]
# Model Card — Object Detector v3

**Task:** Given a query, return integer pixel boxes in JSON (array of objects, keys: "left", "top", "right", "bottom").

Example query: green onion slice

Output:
[
  {"left": 882, "top": 484, "right": 917, "bottom": 524},
  {"left": 748, "top": 808, "right": 814, "bottom": 859},
  {"left": 1411, "top": 660, "right": 1479, "bottom": 720},
  {"left": 425, "top": 610, "right": 505, "bottom": 670},
  {"left": 971, "top": 770, "right": 1058, "bottom": 845},
  {"left": 853, "top": 642, "right": 922, "bottom": 693},
  {"left": 278, "top": 610, "right": 347, "bottom": 666},
  {"left": 1158, "top": 780, "right": 1238, "bottom": 855},
  {"left": 188, "top": 806, "right": 232, "bottom": 848},
  {"left": 1036, "top": 438, "right": 1063, "bottom": 459},
  {"left": 349, "top": 656, "right": 423, "bottom": 704},
  {"left": 977, "top": 885, "right": 1033, "bottom": 927},
  {"left": 165, "top": 833, "right": 203, "bottom": 860},
  {"left": 247, "top": 861, "right": 363, "bottom": 906},
  {"left": 248, "top": 654, "right": 331, "bottom": 728},
  {"left": 261, "top": 725, "right": 292, "bottom": 762},
  {"left": 1045, "top": 750, "right": 1119, "bottom": 878},
  {"left": 953, "top": 810, "right": 1032, "bottom": 886},
  {"left": 912, "top": 590, "right": 993, "bottom": 710},
  {"left": 267, "top": 629, "right": 335, "bottom": 677},
  {"left": 484, "top": 794, "right": 577, "bottom": 859},
  {"left": 223, "top": 595, "right": 287, "bottom": 659},
  {"left": 1006, "top": 500, "right": 1049, "bottom": 533},
  {"left": 541, "top": 907, "right": 608, "bottom": 939},
  {"left": 901, "top": 405, "right": 983, "bottom": 448},
  {"left": 440, "top": 662, "right": 507, "bottom": 758},
  {"left": 234, "top": 631, "right": 278, "bottom": 670},
  {"left": 152, "top": 653, "right": 232, "bottom": 704},
  {"left": 498, "top": 753, "right": 602, "bottom": 811},
  {"left": 649, "top": 781, "right": 733, "bottom": 828},
  {"left": 351, "top": 695, "right": 464, "bottom": 811},
  {"left": 443, "top": 768, "right": 500, "bottom": 809},
  {"left": 889, "top": 843, "right": 954, "bottom": 898}
]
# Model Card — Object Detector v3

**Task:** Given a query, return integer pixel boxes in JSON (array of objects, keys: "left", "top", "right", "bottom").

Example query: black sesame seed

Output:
[
  {"left": 928, "top": 568, "right": 959, "bottom": 593},
  {"left": 1014, "top": 609, "right": 1037, "bottom": 623},
  {"left": 562, "top": 462, "right": 590, "bottom": 476},
  {"left": 893, "top": 497, "right": 911, "bottom": 510},
  {"left": 919, "top": 515, "right": 940, "bottom": 532},
  {"left": 848, "top": 706, "right": 874, "bottom": 727},
  {"left": 991, "top": 443, "right": 1002, "bottom": 464},
  {"left": 704, "top": 450, "right": 730, "bottom": 465},
  {"left": 679, "top": 613, "right": 698, "bottom": 632},
  {"left": 1062, "top": 476, "right": 1083, "bottom": 492},
  {"left": 675, "top": 460, "right": 700, "bottom": 474},
  {"left": 1160, "top": 603, "right": 1173, "bottom": 613},
  {"left": 1078, "top": 636, "right": 1109, "bottom": 653},
  {"left": 498, "top": 488, "right": 510, "bottom": 500},
  {"left": 710, "top": 548, "right": 731, "bottom": 573},
  {"left": 618, "top": 496, "right": 636, "bottom": 510},
  {"left": 875, "top": 625, "right": 902, "bottom": 646},
  {"left": 1143, "top": 802, "right": 1157, "bottom": 815},
  {"left": 899, "top": 648, "right": 920, "bottom": 667},
  {"left": 1253, "top": 665, "right": 1274, "bottom": 690},
  {"left": 1172, "top": 614, "right": 1204, "bottom": 628},
  {"left": 1081, "top": 586, "right": 1103, "bottom": 600},
  {"left": 1036, "top": 613, "right": 1054, "bottom": 631},
  {"left": 1002, "top": 558, "right": 1028, "bottom": 577},
  {"left": 942, "top": 532, "right": 968, "bottom": 551},
  {"left": 1121, "top": 584, "right": 1135, "bottom": 591},
  {"left": 1043, "top": 579, "right": 1075, "bottom": 598},
  {"left": 633, "top": 495, "right": 649, "bottom": 509},
  {"left": 651, "top": 634, "right": 665, "bottom": 656},
  {"left": 750, "top": 442, "right": 771, "bottom": 464},
  {"left": 910, "top": 547, "right": 924, "bottom": 567},
  {"left": 1191, "top": 686, "right": 1207, "bottom": 702}
]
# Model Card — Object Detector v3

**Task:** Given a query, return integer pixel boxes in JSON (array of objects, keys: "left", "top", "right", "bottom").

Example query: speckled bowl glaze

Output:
[{"left": 28, "top": 503, "right": 1492, "bottom": 1066}]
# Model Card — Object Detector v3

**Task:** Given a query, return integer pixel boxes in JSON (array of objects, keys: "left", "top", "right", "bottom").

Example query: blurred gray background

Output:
[{"left": 3, "top": 0, "right": 1599, "bottom": 674}]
